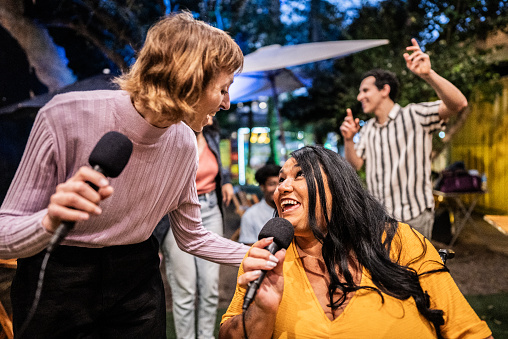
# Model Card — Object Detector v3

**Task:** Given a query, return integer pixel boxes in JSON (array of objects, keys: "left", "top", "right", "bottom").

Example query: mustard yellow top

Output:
[{"left": 221, "top": 223, "right": 491, "bottom": 338}]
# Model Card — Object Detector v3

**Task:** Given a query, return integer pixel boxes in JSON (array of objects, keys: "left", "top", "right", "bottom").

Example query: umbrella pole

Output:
[
  {"left": 247, "top": 107, "right": 253, "bottom": 167},
  {"left": 267, "top": 98, "right": 278, "bottom": 165},
  {"left": 269, "top": 74, "right": 287, "bottom": 162}
]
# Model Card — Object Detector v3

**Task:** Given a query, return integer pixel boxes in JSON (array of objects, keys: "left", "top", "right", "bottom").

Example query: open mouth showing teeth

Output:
[{"left": 280, "top": 199, "right": 300, "bottom": 213}]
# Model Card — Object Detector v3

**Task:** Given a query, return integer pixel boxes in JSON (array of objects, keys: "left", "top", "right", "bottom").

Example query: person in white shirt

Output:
[{"left": 238, "top": 164, "right": 281, "bottom": 245}]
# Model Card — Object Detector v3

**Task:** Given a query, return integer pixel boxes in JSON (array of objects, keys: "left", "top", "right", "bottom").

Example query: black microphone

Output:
[
  {"left": 46, "top": 131, "right": 133, "bottom": 253},
  {"left": 242, "top": 217, "right": 294, "bottom": 311}
]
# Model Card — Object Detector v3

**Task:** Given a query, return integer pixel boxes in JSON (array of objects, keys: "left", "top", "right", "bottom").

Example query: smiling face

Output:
[
  {"left": 184, "top": 71, "right": 235, "bottom": 132},
  {"left": 274, "top": 157, "right": 332, "bottom": 238},
  {"left": 357, "top": 76, "right": 389, "bottom": 116}
]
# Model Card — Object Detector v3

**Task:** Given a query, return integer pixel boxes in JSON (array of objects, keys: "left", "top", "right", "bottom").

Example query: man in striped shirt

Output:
[{"left": 340, "top": 39, "right": 468, "bottom": 239}]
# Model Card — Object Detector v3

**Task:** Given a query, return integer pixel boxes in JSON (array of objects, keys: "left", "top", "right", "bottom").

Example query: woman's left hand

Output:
[{"left": 221, "top": 183, "right": 234, "bottom": 206}]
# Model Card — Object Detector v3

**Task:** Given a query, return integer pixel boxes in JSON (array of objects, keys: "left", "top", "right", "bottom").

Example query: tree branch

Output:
[{"left": 0, "top": 0, "right": 76, "bottom": 91}]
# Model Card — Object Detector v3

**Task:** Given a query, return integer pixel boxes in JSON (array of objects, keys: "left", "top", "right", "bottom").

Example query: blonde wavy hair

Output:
[{"left": 115, "top": 11, "right": 243, "bottom": 124}]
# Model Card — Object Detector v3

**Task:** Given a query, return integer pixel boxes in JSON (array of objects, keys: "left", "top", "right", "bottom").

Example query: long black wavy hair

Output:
[{"left": 288, "top": 146, "right": 447, "bottom": 338}]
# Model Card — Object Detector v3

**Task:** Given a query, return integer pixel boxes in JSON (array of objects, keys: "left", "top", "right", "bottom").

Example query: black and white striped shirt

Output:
[{"left": 355, "top": 102, "right": 444, "bottom": 222}]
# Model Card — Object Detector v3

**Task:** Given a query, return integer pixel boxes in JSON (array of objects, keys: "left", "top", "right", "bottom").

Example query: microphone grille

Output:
[
  {"left": 88, "top": 131, "right": 133, "bottom": 178},
  {"left": 258, "top": 217, "right": 294, "bottom": 250}
]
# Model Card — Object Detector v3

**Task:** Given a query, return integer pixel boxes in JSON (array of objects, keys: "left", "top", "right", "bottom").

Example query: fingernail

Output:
[
  {"left": 252, "top": 270, "right": 262, "bottom": 277},
  {"left": 99, "top": 179, "right": 108, "bottom": 187},
  {"left": 265, "top": 261, "right": 277, "bottom": 268},
  {"left": 95, "top": 207, "right": 102, "bottom": 214},
  {"left": 269, "top": 255, "right": 279, "bottom": 263},
  {"left": 265, "top": 237, "right": 274, "bottom": 241}
]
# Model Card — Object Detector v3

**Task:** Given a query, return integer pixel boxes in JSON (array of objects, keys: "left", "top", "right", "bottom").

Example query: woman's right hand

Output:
[
  {"left": 42, "top": 166, "right": 113, "bottom": 233},
  {"left": 238, "top": 237, "right": 287, "bottom": 313}
]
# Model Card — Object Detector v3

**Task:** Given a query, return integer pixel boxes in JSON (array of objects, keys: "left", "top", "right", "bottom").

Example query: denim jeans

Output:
[{"left": 162, "top": 190, "right": 223, "bottom": 339}]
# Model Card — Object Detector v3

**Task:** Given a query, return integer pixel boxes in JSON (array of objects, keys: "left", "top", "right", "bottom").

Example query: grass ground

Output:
[
  {"left": 465, "top": 293, "right": 508, "bottom": 338},
  {"left": 165, "top": 293, "right": 508, "bottom": 338}
]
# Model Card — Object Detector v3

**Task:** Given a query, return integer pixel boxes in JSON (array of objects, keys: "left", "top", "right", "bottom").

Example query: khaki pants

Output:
[{"left": 405, "top": 208, "right": 434, "bottom": 239}]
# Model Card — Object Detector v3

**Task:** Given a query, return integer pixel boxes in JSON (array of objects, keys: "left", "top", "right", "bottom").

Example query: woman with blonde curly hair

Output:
[{"left": 0, "top": 11, "right": 249, "bottom": 338}]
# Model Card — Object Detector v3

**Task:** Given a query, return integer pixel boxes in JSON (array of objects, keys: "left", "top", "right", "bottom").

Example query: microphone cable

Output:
[
  {"left": 242, "top": 308, "right": 250, "bottom": 339},
  {"left": 15, "top": 250, "right": 51, "bottom": 339}
]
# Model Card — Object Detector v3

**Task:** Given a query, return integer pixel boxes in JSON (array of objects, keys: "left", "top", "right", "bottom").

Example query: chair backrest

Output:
[
  {"left": 0, "top": 259, "right": 16, "bottom": 339},
  {"left": 438, "top": 249, "right": 455, "bottom": 264},
  {"left": 231, "top": 190, "right": 259, "bottom": 218}
]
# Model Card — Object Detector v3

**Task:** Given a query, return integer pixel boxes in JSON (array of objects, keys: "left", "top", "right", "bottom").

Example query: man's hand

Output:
[
  {"left": 403, "top": 38, "right": 468, "bottom": 119},
  {"left": 403, "top": 38, "right": 431, "bottom": 78},
  {"left": 340, "top": 108, "right": 360, "bottom": 141},
  {"left": 43, "top": 166, "right": 113, "bottom": 233}
]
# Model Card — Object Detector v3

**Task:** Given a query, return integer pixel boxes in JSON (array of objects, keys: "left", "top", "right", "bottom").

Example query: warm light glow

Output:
[
  {"left": 237, "top": 127, "right": 270, "bottom": 185},
  {"left": 258, "top": 133, "right": 269, "bottom": 144}
]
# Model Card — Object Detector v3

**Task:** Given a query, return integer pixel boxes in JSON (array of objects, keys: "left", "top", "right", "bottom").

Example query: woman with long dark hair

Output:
[{"left": 220, "top": 146, "right": 492, "bottom": 338}]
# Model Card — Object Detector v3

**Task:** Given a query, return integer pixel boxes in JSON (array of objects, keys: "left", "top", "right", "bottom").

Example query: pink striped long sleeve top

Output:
[{"left": 0, "top": 90, "right": 249, "bottom": 264}]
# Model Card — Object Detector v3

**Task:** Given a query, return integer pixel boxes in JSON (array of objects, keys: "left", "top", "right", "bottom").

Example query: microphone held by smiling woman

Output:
[
  {"left": 0, "top": 11, "right": 250, "bottom": 338},
  {"left": 219, "top": 146, "right": 492, "bottom": 339}
]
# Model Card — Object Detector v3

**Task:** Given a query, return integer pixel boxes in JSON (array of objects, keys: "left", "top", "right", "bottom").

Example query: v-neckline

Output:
[{"left": 292, "top": 242, "right": 364, "bottom": 323}]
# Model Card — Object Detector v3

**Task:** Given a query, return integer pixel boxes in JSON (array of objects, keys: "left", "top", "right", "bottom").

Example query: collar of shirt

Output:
[{"left": 375, "top": 103, "right": 401, "bottom": 127}]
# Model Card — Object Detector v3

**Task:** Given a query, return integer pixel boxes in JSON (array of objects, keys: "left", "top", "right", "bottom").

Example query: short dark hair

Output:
[
  {"left": 255, "top": 164, "right": 281, "bottom": 185},
  {"left": 362, "top": 69, "right": 400, "bottom": 102}
]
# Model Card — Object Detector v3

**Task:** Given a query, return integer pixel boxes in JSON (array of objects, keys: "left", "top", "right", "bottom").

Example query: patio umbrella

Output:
[
  {"left": 230, "top": 39, "right": 390, "bottom": 162},
  {"left": 230, "top": 68, "right": 311, "bottom": 104}
]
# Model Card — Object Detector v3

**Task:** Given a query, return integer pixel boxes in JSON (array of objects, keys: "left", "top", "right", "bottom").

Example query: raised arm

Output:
[
  {"left": 340, "top": 108, "right": 364, "bottom": 170},
  {"left": 403, "top": 38, "right": 468, "bottom": 120}
]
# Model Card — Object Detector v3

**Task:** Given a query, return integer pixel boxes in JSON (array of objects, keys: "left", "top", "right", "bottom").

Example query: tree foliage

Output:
[
  {"left": 280, "top": 0, "right": 508, "bottom": 147},
  {"left": 0, "top": 0, "right": 506, "bottom": 140}
]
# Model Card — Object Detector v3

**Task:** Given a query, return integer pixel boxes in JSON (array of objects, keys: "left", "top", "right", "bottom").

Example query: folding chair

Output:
[
  {"left": 0, "top": 259, "right": 16, "bottom": 339},
  {"left": 438, "top": 249, "right": 455, "bottom": 265}
]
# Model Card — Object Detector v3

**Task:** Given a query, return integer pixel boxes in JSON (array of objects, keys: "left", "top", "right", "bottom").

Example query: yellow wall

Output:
[{"left": 450, "top": 76, "right": 508, "bottom": 213}]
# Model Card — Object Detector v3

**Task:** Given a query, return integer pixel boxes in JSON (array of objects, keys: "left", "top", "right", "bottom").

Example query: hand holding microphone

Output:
[
  {"left": 45, "top": 131, "right": 133, "bottom": 252},
  {"left": 241, "top": 217, "right": 294, "bottom": 311}
]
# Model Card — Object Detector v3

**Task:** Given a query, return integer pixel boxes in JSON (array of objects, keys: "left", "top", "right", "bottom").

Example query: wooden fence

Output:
[{"left": 450, "top": 76, "right": 508, "bottom": 213}]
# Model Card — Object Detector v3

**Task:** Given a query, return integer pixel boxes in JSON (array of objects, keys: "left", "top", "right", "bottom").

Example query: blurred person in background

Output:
[
  {"left": 238, "top": 164, "right": 281, "bottom": 245},
  {"left": 161, "top": 116, "right": 233, "bottom": 339}
]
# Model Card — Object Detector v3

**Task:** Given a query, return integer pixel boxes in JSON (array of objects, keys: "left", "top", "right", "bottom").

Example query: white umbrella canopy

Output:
[
  {"left": 230, "top": 68, "right": 311, "bottom": 104},
  {"left": 240, "top": 39, "right": 389, "bottom": 73},
  {"left": 230, "top": 39, "right": 390, "bottom": 162}
]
